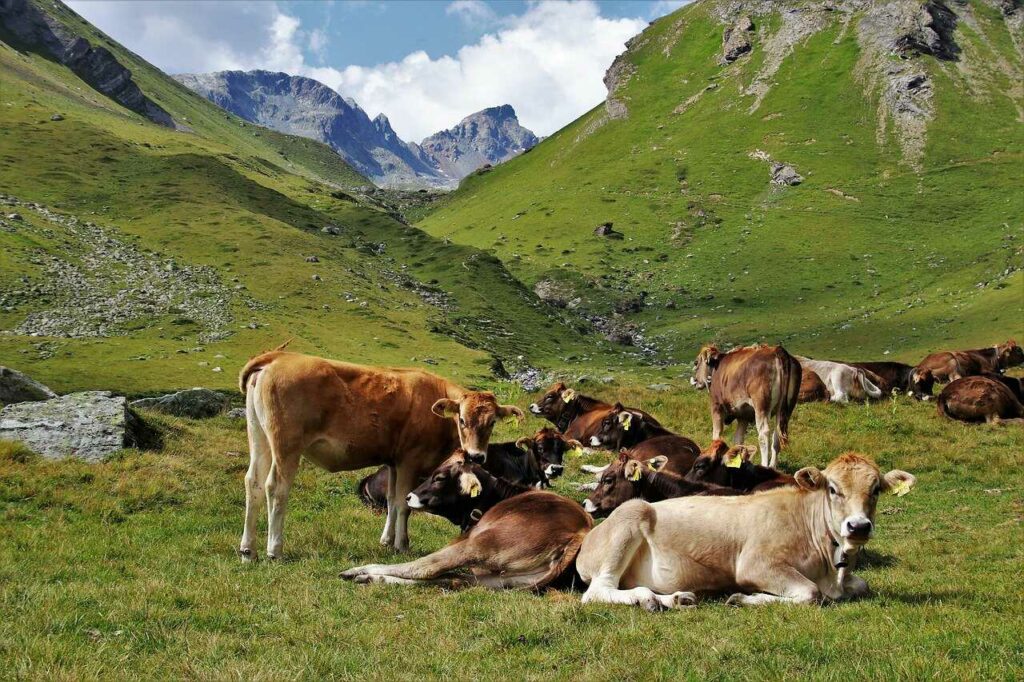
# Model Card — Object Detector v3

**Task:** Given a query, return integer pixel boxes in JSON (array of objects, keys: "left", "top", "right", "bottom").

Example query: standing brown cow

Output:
[
  {"left": 917, "top": 340, "right": 1023, "bottom": 383},
  {"left": 238, "top": 351, "right": 522, "bottom": 558},
  {"left": 691, "top": 344, "right": 801, "bottom": 468}
]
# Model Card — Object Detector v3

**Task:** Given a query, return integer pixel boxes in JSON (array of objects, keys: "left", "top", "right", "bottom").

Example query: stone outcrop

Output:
[
  {"left": 0, "top": 366, "right": 56, "bottom": 405},
  {"left": 0, "top": 391, "right": 142, "bottom": 461},
  {"left": 131, "top": 388, "right": 230, "bottom": 419},
  {"left": 721, "top": 15, "right": 754, "bottom": 63}
]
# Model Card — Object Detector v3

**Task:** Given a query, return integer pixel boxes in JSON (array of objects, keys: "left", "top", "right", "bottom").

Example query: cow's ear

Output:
[
  {"left": 498, "top": 404, "right": 525, "bottom": 422},
  {"left": 624, "top": 460, "right": 643, "bottom": 481},
  {"left": 705, "top": 439, "right": 730, "bottom": 457},
  {"left": 459, "top": 472, "right": 482, "bottom": 498},
  {"left": 882, "top": 470, "right": 916, "bottom": 496},
  {"left": 618, "top": 410, "right": 634, "bottom": 431},
  {"left": 707, "top": 350, "right": 722, "bottom": 367},
  {"left": 515, "top": 436, "right": 533, "bottom": 452},
  {"left": 617, "top": 451, "right": 630, "bottom": 464},
  {"left": 560, "top": 388, "right": 576, "bottom": 403},
  {"left": 432, "top": 398, "right": 460, "bottom": 418},
  {"left": 794, "top": 467, "right": 825, "bottom": 491},
  {"left": 647, "top": 455, "right": 668, "bottom": 471}
]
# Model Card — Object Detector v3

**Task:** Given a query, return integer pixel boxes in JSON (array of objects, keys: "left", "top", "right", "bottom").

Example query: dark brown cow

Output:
[
  {"left": 582, "top": 452, "right": 738, "bottom": 517},
  {"left": 937, "top": 376, "right": 1024, "bottom": 424},
  {"left": 516, "top": 427, "right": 583, "bottom": 480},
  {"left": 237, "top": 351, "right": 523, "bottom": 557},
  {"left": 798, "top": 370, "right": 830, "bottom": 403},
  {"left": 588, "top": 403, "right": 677, "bottom": 450},
  {"left": 979, "top": 372, "right": 1023, "bottom": 402},
  {"left": 844, "top": 361, "right": 934, "bottom": 400},
  {"left": 917, "top": 340, "right": 1023, "bottom": 384},
  {"left": 341, "top": 458, "right": 593, "bottom": 590},
  {"left": 692, "top": 344, "right": 802, "bottom": 468},
  {"left": 684, "top": 440, "right": 795, "bottom": 492},
  {"left": 528, "top": 382, "right": 661, "bottom": 442}
]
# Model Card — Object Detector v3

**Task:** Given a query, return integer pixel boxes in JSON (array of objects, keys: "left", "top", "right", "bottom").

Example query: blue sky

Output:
[{"left": 67, "top": 1, "right": 690, "bottom": 140}]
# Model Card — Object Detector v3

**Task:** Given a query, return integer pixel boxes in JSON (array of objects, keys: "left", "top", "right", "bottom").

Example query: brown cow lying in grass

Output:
[
  {"left": 917, "top": 340, "right": 1024, "bottom": 383},
  {"left": 685, "top": 440, "right": 795, "bottom": 492},
  {"left": 937, "top": 376, "right": 1024, "bottom": 424},
  {"left": 342, "top": 453, "right": 592, "bottom": 590},
  {"left": 528, "top": 382, "right": 661, "bottom": 443},
  {"left": 576, "top": 453, "right": 915, "bottom": 610}
]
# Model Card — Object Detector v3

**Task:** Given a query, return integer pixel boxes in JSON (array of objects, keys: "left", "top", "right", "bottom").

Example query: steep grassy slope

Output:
[
  {"left": 418, "top": 0, "right": 1023, "bottom": 366},
  {"left": 0, "top": 1, "right": 618, "bottom": 394}
]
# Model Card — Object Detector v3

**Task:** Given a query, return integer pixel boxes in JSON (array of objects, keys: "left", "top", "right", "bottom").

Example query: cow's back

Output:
[
  {"left": 713, "top": 346, "right": 786, "bottom": 404},
  {"left": 251, "top": 352, "right": 459, "bottom": 472}
]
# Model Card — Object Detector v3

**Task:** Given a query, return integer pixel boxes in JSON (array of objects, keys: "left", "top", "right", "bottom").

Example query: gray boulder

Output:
[
  {"left": 770, "top": 162, "right": 803, "bottom": 186},
  {"left": 0, "top": 391, "right": 137, "bottom": 461},
  {"left": 226, "top": 407, "right": 246, "bottom": 419},
  {"left": 131, "top": 388, "right": 229, "bottom": 419},
  {"left": 722, "top": 15, "right": 754, "bottom": 63},
  {"left": 0, "top": 366, "right": 57, "bottom": 405}
]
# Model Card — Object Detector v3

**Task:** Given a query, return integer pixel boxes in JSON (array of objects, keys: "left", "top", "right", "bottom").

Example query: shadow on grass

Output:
[{"left": 857, "top": 549, "right": 898, "bottom": 569}]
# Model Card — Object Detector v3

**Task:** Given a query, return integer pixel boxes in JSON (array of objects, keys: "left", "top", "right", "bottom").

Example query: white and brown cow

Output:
[
  {"left": 237, "top": 350, "right": 522, "bottom": 558},
  {"left": 796, "top": 356, "right": 883, "bottom": 403},
  {"left": 691, "top": 344, "right": 801, "bottom": 468},
  {"left": 576, "top": 453, "right": 915, "bottom": 610}
]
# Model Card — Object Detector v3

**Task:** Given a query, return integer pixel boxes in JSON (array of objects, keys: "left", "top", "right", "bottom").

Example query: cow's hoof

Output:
[
  {"left": 239, "top": 548, "right": 256, "bottom": 563},
  {"left": 354, "top": 573, "right": 385, "bottom": 585},
  {"left": 641, "top": 596, "right": 666, "bottom": 613},
  {"left": 670, "top": 591, "right": 697, "bottom": 608},
  {"left": 726, "top": 593, "right": 746, "bottom": 607},
  {"left": 266, "top": 553, "right": 280, "bottom": 562}
]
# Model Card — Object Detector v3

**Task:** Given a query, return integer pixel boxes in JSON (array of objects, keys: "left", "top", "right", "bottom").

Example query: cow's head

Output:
[
  {"left": 528, "top": 382, "right": 578, "bottom": 425},
  {"left": 589, "top": 403, "right": 644, "bottom": 449},
  {"left": 685, "top": 440, "right": 754, "bottom": 486},
  {"left": 406, "top": 451, "right": 484, "bottom": 520},
  {"left": 583, "top": 451, "right": 650, "bottom": 517},
  {"left": 691, "top": 345, "right": 722, "bottom": 390},
  {"left": 997, "top": 339, "right": 1023, "bottom": 369},
  {"left": 908, "top": 367, "right": 934, "bottom": 400},
  {"left": 432, "top": 392, "right": 523, "bottom": 463},
  {"left": 516, "top": 427, "right": 581, "bottom": 479},
  {"left": 795, "top": 453, "right": 915, "bottom": 549}
]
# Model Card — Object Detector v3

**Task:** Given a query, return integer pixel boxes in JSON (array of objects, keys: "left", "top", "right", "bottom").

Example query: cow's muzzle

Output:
[
  {"left": 544, "top": 463, "right": 564, "bottom": 479},
  {"left": 465, "top": 450, "right": 487, "bottom": 464},
  {"left": 589, "top": 436, "right": 602, "bottom": 447},
  {"left": 528, "top": 403, "right": 542, "bottom": 415},
  {"left": 406, "top": 492, "right": 426, "bottom": 509},
  {"left": 841, "top": 516, "right": 873, "bottom": 542}
]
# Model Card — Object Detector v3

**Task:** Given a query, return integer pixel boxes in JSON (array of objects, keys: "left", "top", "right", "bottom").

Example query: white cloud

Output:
[
  {"left": 445, "top": 0, "right": 501, "bottom": 28},
  {"left": 648, "top": 0, "right": 694, "bottom": 20},
  {"left": 324, "top": 2, "right": 646, "bottom": 140},
  {"left": 66, "top": 0, "right": 647, "bottom": 141}
]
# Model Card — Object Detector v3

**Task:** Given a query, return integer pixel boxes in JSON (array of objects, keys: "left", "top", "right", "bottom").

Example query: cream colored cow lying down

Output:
[{"left": 576, "top": 453, "right": 914, "bottom": 610}]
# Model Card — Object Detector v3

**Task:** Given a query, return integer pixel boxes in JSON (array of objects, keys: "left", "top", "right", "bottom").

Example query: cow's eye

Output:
[
  {"left": 602, "top": 476, "right": 614, "bottom": 484},
  {"left": 828, "top": 484, "right": 840, "bottom": 496},
  {"left": 459, "top": 417, "right": 466, "bottom": 427}
]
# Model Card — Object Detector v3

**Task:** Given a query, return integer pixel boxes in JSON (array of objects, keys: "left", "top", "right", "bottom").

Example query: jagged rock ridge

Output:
[{"left": 174, "top": 71, "right": 538, "bottom": 189}]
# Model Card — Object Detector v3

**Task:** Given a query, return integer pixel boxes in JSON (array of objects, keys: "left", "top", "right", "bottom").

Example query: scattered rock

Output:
[
  {"left": 533, "top": 279, "right": 575, "bottom": 308},
  {"left": 226, "top": 407, "right": 246, "bottom": 420},
  {"left": 305, "top": 255, "right": 319, "bottom": 263},
  {"left": 594, "top": 222, "right": 624, "bottom": 239},
  {"left": 721, "top": 15, "right": 754, "bottom": 63},
  {"left": 0, "top": 391, "right": 141, "bottom": 461},
  {"left": 0, "top": 366, "right": 57, "bottom": 405},
  {"left": 50, "top": 113, "right": 64, "bottom": 121},
  {"left": 647, "top": 383, "right": 673, "bottom": 392},
  {"left": 312, "top": 274, "right": 322, "bottom": 281},
  {"left": 490, "top": 357, "right": 510, "bottom": 380},
  {"left": 770, "top": 162, "right": 804, "bottom": 186},
  {"left": 6, "top": 213, "right": 22, "bottom": 221},
  {"left": 321, "top": 225, "right": 342, "bottom": 235},
  {"left": 130, "top": 388, "right": 229, "bottom": 419}
]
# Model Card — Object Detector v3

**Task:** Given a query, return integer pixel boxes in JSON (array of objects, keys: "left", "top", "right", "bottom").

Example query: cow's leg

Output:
[
  {"left": 732, "top": 419, "right": 748, "bottom": 446},
  {"left": 264, "top": 445, "right": 300, "bottom": 561},
  {"left": 580, "top": 464, "right": 609, "bottom": 475},
  {"left": 379, "top": 465, "right": 398, "bottom": 547},
  {"left": 727, "top": 565, "right": 821, "bottom": 606},
  {"left": 342, "top": 539, "right": 475, "bottom": 583},
  {"left": 580, "top": 502, "right": 695, "bottom": 611},
  {"left": 710, "top": 406, "right": 724, "bottom": 442},
  {"left": 240, "top": 402, "right": 272, "bottom": 563},
  {"left": 390, "top": 465, "right": 419, "bottom": 552},
  {"left": 840, "top": 573, "right": 870, "bottom": 600},
  {"left": 754, "top": 407, "right": 772, "bottom": 468}
]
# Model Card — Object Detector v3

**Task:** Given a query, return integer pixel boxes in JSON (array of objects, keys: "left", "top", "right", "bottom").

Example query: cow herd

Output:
[{"left": 237, "top": 338, "right": 1021, "bottom": 610}]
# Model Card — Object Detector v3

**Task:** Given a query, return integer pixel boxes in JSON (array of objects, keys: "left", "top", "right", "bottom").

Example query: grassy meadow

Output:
[{"left": 2, "top": 384, "right": 1022, "bottom": 679}]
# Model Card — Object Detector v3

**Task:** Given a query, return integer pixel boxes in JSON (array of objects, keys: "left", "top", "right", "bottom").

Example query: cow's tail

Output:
[
  {"left": 936, "top": 393, "right": 954, "bottom": 420},
  {"left": 858, "top": 371, "right": 884, "bottom": 400},
  {"left": 776, "top": 351, "right": 801, "bottom": 450},
  {"left": 238, "top": 340, "right": 293, "bottom": 394}
]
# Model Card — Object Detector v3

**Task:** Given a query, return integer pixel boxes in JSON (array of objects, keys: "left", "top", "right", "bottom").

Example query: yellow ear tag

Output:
[
  {"left": 725, "top": 454, "right": 743, "bottom": 468},
  {"left": 561, "top": 389, "right": 576, "bottom": 404},
  {"left": 627, "top": 465, "right": 642, "bottom": 481},
  {"left": 891, "top": 480, "right": 912, "bottom": 497},
  {"left": 569, "top": 448, "right": 584, "bottom": 458},
  {"left": 621, "top": 412, "right": 633, "bottom": 431},
  {"left": 469, "top": 481, "right": 482, "bottom": 498},
  {"left": 647, "top": 461, "right": 658, "bottom": 471}
]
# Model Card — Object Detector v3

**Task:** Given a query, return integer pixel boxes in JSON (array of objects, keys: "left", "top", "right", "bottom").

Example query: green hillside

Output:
[
  {"left": 418, "top": 0, "right": 1023, "bottom": 366},
  {"left": 0, "top": 0, "right": 618, "bottom": 394}
]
